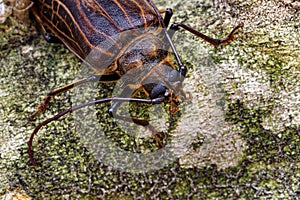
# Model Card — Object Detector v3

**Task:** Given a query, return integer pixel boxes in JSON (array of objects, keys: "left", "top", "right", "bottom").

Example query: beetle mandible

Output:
[{"left": 28, "top": 0, "right": 242, "bottom": 165}]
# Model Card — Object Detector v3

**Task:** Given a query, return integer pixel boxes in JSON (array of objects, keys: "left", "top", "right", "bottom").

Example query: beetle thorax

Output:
[{"left": 117, "top": 33, "right": 170, "bottom": 75}]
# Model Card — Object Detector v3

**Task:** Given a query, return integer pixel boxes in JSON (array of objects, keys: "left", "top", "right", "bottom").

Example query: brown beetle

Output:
[{"left": 28, "top": 0, "right": 242, "bottom": 165}]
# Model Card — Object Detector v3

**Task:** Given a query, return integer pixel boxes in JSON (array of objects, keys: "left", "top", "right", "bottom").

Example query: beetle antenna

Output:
[
  {"left": 148, "top": 0, "right": 185, "bottom": 72},
  {"left": 28, "top": 97, "right": 165, "bottom": 165}
]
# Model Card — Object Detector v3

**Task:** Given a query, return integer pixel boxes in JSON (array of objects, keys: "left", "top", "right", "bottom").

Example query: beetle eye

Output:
[{"left": 168, "top": 70, "right": 179, "bottom": 82}]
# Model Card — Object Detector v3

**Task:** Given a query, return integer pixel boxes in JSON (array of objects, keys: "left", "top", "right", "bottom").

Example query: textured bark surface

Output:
[{"left": 1, "top": 0, "right": 299, "bottom": 199}]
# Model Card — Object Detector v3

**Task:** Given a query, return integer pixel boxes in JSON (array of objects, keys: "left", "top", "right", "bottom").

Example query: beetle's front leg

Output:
[
  {"left": 108, "top": 85, "right": 166, "bottom": 147},
  {"left": 159, "top": 8, "right": 173, "bottom": 27},
  {"left": 170, "top": 23, "right": 243, "bottom": 46},
  {"left": 112, "top": 114, "right": 165, "bottom": 148},
  {"left": 108, "top": 85, "right": 136, "bottom": 116}
]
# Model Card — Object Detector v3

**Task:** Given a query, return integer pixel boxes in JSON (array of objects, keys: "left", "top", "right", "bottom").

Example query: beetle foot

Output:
[
  {"left": 152, "top": 131, "right": 166, "bottom": 148},
  {"left": 219, "top": 23, "right": 244, "bottom": 45},
  {"left": 29, "top": 96, "right": 51, "bottom": 121}
]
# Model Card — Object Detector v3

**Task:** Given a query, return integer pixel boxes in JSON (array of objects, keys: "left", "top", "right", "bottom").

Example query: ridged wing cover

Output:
[{"left": 32, "top": 0, "right": 162, "bottom": 69}]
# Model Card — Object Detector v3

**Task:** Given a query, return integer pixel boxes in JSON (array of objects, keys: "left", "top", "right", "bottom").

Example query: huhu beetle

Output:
[{"left": 28, "top": 0, "right": 242, "bottom": 165}]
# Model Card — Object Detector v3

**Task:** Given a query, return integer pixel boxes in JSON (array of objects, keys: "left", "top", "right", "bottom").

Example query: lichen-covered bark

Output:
[{"left": 1, "top": 0, "right": 299, "bottom": 199}]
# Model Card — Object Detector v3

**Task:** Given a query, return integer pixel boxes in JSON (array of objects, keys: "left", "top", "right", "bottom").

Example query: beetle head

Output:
[{"left": 142, "top": 63, "right": 189, "bottom": 114}]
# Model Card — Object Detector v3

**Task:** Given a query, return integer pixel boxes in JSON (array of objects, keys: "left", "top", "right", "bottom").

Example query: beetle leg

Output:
[
  {"left": 40, "top": 24, "right": 62, "bottom": 43},
  {"left": 112, "top": 114, "right": 165, "bottom": 148},
  {"left": 170, "top": 23, "right": 243, "bottom": 46},
  {"left": 166, "top": 23, "right": 242, "bottom": 78},
  {"left": 159, "top": 8, "right": 173, "bottom": 27},
  {"left": 108, "top": 85, "right": 166, "bottom": 147},
  {"left": 43, "top": 33, "right": 62, "bottom": 44},
  {"left": 29, "top": 74, "right": 120, "bottom": 121},
  {"left": 108, "top": 84, "right": 137, "bottom": 116}
]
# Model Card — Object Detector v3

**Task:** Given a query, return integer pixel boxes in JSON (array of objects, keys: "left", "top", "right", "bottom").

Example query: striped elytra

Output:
[{"left": 31, "top": 0, "right": 165, "bottom": 74}]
